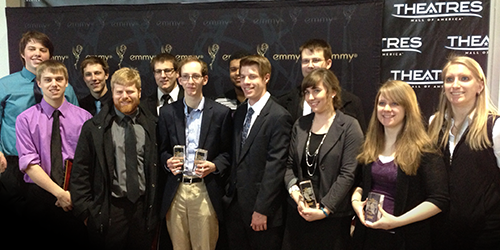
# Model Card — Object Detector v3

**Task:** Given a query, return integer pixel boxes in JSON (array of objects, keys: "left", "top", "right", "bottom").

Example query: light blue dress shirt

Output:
[
  {"left": 183, "top": 97, "right": 205, "bottom": 176},
  {"left": 0, "top": 67, "right": 79, "bottom": 156}
]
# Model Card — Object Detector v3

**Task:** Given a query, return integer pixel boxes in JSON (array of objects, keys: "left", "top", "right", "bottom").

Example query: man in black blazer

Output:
[
  {"left": 158, "top": 56, "right": 232, "bottom": 250},
  {"left": 277, "top": 39, "right": 366, "bottom": 132},
  {"left": 142, "top": 53, "right": 184, "bottom": 116},
  {"left": 78, "top": 56, "right": 112, "bottom": 116},
  {"left": 224, "top": 55, "right": 293, "bottom": 250}
]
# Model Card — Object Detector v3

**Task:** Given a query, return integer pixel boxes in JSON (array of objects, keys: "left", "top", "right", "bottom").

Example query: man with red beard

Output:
[{"left": 71, "top": 67, "right": 160, "bottom": 249}]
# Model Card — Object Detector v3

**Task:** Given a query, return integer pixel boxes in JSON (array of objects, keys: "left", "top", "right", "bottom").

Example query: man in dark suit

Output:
[
  {"left": 142, "top": 53, "right": 184, "bottom": 116},
  {"left": 159, "top": 56, "right": 232, "bottom": 250},
  {"left": 278, "top": 39, "right": 366, "bottom": 132},
  {"left": 224, "top": 55, "right": 293, "bottom": 250},
  {"left": 78, "top": 56, "right": 112, "bottom": 116},
  {"left": 71, "top": 67, "right": 159, "bottom": 249}
]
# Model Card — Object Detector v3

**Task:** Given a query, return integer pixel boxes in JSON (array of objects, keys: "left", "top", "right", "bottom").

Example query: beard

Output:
[{"left": 114, "top": 96, "right": 140, "bottom": 115}]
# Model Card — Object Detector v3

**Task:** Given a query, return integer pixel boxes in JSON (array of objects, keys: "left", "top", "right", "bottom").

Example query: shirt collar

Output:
[
  {"left": 183, "top": 97, "right": 205, "bottom": 116},
  {"left": 158, "top": 84, "right": 180, "bottom": 102},
  {"left": 21, "top": 67, "right": 36, "bottom": 82},
  {"left": 247, "top": 91, "right": 270, "bottom": 116},
  {"left": 40, "top": 98, "right": 70, "bottom": 118},
  {"left": 114, "top": 106, "right": 140, "bottom": 123}
]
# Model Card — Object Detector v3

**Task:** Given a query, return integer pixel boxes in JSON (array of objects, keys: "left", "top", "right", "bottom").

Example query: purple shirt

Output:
[
  {"left": 15, "top": 99, "right": 92, "bottom": 183},
  {"left": 371, "top": 158, "right": 398, "bottom": 215}
]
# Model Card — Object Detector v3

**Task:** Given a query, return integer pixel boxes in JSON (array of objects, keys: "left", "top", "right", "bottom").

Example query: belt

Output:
[{"left": 182, "top": 176, "right": 203, "bottom": 184}]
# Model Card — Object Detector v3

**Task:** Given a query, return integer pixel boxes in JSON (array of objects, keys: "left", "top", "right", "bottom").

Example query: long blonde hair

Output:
[
  {"left": 357, "top": 80, "right": 434, "bottom": 175},
  {"left": 428, "top": 56, "right": 498, "bottom": 150}
]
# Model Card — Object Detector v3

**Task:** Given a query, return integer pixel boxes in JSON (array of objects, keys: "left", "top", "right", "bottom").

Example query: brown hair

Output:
[
  {"left": 150, "top": 53, "right": 177, "bottom": 71},
  {"left": 299, "top": 39, "right": 332, "bottom": 61},
  {"left": 19, "top": 31, "right": 54, "bottom": 65},
  {"left": 239, "top": 55, "right": 272, "bottom": 78},
  {"left": 80, "top": 56, "right": 110, "bottom": 76},
  {"left": 301, "top": 68, "right": 342, "bottom": 109}
]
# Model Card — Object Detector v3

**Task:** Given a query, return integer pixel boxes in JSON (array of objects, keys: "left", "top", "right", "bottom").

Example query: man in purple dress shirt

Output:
[{"left": 15, "top": 60, "right": 92, "bottom": 247}]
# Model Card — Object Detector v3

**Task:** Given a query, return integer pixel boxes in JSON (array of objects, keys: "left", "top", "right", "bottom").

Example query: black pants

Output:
[
  {"left": 225, "top": 201, "right": 283, "bottom": 250},
  {"left": 23, "top": 183, "right": 89, "bottom": 249},
  {"left": 89, "top": 197, "right": 153, "bottom": 250}
]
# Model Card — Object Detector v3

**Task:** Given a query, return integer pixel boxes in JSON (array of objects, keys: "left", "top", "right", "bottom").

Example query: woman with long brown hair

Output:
[
  {"left": 428, "top": 56, "right": 500, "bottom": 249},
  {"left": 352, "top": 80, "right": 448, "bottom": 249}
]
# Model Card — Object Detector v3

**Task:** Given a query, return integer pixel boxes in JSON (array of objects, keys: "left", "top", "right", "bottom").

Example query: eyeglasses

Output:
[
  {"left": 179, "top": 74, "right": 203, "bottom": 82},
  {"left": 301, "top": 58, "right": 324, "bottom": 65},
  {"left": 154, "top": 68, "right": 175, "bottom": 75}
]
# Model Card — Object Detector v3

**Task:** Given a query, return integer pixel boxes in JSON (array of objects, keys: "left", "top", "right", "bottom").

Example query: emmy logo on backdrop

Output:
[
  {"left": 116, "top": 44, "right": 127, "bottom": 68},
  {"left": 257, "top": 43, "right": 269, "bottom": 57},
  {"left": 162, "top": 44, "right": 173, "bottom": 54},
  {"left": 237, "top": 9, "right": 249, "bottom": 30},
  {"left": 72, "top": 45, "right": 83, "bottom": 70},
  {"left": 189, "top": 10, "right": 200, "bottom": 31},
  {"left": 208, "top": 44, "right": 219, "bottom": 70},
  {"left": 289, "top": 8, "right": 301, "bottom": 29}
]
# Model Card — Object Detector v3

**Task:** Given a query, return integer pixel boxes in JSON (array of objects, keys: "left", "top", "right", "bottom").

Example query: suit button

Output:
[
  {"left": 321, "top": 165, "right": 325, "bottom": 170},
  {"left": 152, "top": 184, "right": 155, "bottom": 188}
]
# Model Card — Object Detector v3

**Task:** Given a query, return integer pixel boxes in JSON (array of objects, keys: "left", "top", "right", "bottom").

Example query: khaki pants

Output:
[{"left": 166, "top": 181, "right": 218, "bottom": 250}]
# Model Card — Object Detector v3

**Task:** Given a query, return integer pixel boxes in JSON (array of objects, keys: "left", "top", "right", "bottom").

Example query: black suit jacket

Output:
[
  {"left": 353, "top": 153, "right": 449, "bottom": 249},
  {"left": 71, "top": 103, "right": 159, "bottom": 233},
  {"left": 225, "top": 97, "right": 293, "bottom": 228},
  {"left": 143, "top": 85, "right": 184, "bottom": 117},
  {"left": 78, "top": 90, "right": 112, "bottom": 116},
  {"left": 158, "top": 98, "right": 232, "bottom": 220},
  {"left": 284, "top": 111, "right": 364, "bottom": 217}
]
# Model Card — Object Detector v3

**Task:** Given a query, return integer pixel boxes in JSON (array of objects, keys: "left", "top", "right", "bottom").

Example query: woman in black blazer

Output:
[
  {"left": 283, "top": 68, "right": 364, "bottom": 249},
  {"left": 351, "top": 80, "right": 448, "bottom": 250}
]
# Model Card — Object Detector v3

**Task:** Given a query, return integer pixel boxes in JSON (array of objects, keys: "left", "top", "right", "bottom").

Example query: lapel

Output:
[
  {"left": 237, "top": 99, "right": 272, "bottom": 164},
  {"left": 296, "top": 115, "right": 313, "bottom": 170},
  {"left": 233, "top": 104, "right": 246, "bottom": 162},
  {"left": 318, "top": 111, "right": 345, "bottom": 164},
  {"left": 173, "top": 101, "right": 186, "bottom": 144},
  {"left": 198, "top": 99, "right": 213, "bottom": 148}
]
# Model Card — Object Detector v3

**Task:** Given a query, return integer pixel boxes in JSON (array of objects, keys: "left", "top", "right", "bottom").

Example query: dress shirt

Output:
[
  {"left": 246, "top": 91, "right": 271, "bottom": 136},
  {"left": 0, "top": 67, "right": 79, "bottom": 156},
  {"left": 15, "top": 99, "right": 92, "bottom": 183},
  {"left": 111, "top": 107, "right": 146, "bottom": 198},
  {"left": 183, "top": 97, "right": 205, "bottom": 176}
]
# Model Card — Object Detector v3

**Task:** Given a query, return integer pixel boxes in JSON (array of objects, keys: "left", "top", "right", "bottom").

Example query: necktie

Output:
[
  {"left": 95, "top": 100, "right": 102, "bottom": 114},
  {"left": 33, "top": 79, "right": 43, "bottom": 104},
  {"left": 161, "top": 94, "right": 171, "bottom": 106},
  {"left": 241, "top": 107, "right": 254, "bottom": 146},
  {"left": 51, "top": 110, "right": 64, "bottom": 186},
  {"left": 124, "top": 116, "right": 140, "bottom": 203}
]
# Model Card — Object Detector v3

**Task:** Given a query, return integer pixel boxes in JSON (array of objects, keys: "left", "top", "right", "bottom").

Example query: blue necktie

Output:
[{"left": 241, "top": 107, "right": 254, "bottom": 146}]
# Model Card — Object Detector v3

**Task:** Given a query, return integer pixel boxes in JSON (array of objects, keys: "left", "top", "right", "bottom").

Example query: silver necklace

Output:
[{"left": 305, "top": 130, "right": 327, "bottom": 177}]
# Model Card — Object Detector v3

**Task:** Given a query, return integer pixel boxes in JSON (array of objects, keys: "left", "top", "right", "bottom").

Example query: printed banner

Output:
[
  {"left": 6, "top": 1, "right": 383, "bottom": 120},
  {"left": 382, "top": 0, "right": 490, "bottom": 117}
]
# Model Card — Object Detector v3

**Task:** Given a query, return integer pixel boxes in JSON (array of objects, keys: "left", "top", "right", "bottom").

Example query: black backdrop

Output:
[
  {"left": 7, "top": 0, "right": 491, "bottom": 119},
  {"left": 6, "top": 0, "right": 383, "bottom": 121}
]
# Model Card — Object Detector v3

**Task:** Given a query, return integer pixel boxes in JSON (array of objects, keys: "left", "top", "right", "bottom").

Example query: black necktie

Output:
[
  {"left": 51, "top": 110, "right": 64, "bottom": 186},
  {"left": 161, "top": 94, "right": 171, "bottom": 105},
  {"left": 124, "top": 116, "right": 140, "bottom": 203},
  {"left": 241, "top": 107, "right": 254, "bottom": 146},
  {"left": 33, "top": 79, "right": 43, "bottom": 104}
]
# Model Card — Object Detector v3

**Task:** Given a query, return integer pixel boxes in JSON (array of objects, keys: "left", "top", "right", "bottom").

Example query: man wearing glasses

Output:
[
  {"left": 144, "top": 53, "right": 184, "bottom": 116},
  {"left": 159, "top": 56, "right": 232, "bottom": 250}
]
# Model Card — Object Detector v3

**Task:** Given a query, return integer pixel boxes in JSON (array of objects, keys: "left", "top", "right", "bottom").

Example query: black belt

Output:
[{"left": 182, "top": 176, "right": 202, "bottom": 184}]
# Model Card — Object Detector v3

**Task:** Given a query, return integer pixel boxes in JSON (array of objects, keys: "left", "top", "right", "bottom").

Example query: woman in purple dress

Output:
[{"left": 351, "top": 80, "right": 448, "bottom": 250}]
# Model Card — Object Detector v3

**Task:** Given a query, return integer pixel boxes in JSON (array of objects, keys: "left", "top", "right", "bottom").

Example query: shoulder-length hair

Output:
[
  {"left": 428, "top": 56, "right": 498, "bottom": 151},
  {"left": 357, "top": 80, "right": 434, "bottom": 175}
]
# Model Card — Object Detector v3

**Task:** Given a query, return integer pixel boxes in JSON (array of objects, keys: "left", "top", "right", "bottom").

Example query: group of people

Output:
[{"left": 0, "top": 30, "right": 499, "bottom": 250}]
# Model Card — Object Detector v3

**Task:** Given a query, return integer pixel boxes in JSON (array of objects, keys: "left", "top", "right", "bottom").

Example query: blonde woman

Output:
[
  {"left": 352, "top": 80, "right": 448, "bottom": 250},
  {"left": 428, "top": 56, "right": 500, "bottom": 249}
]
